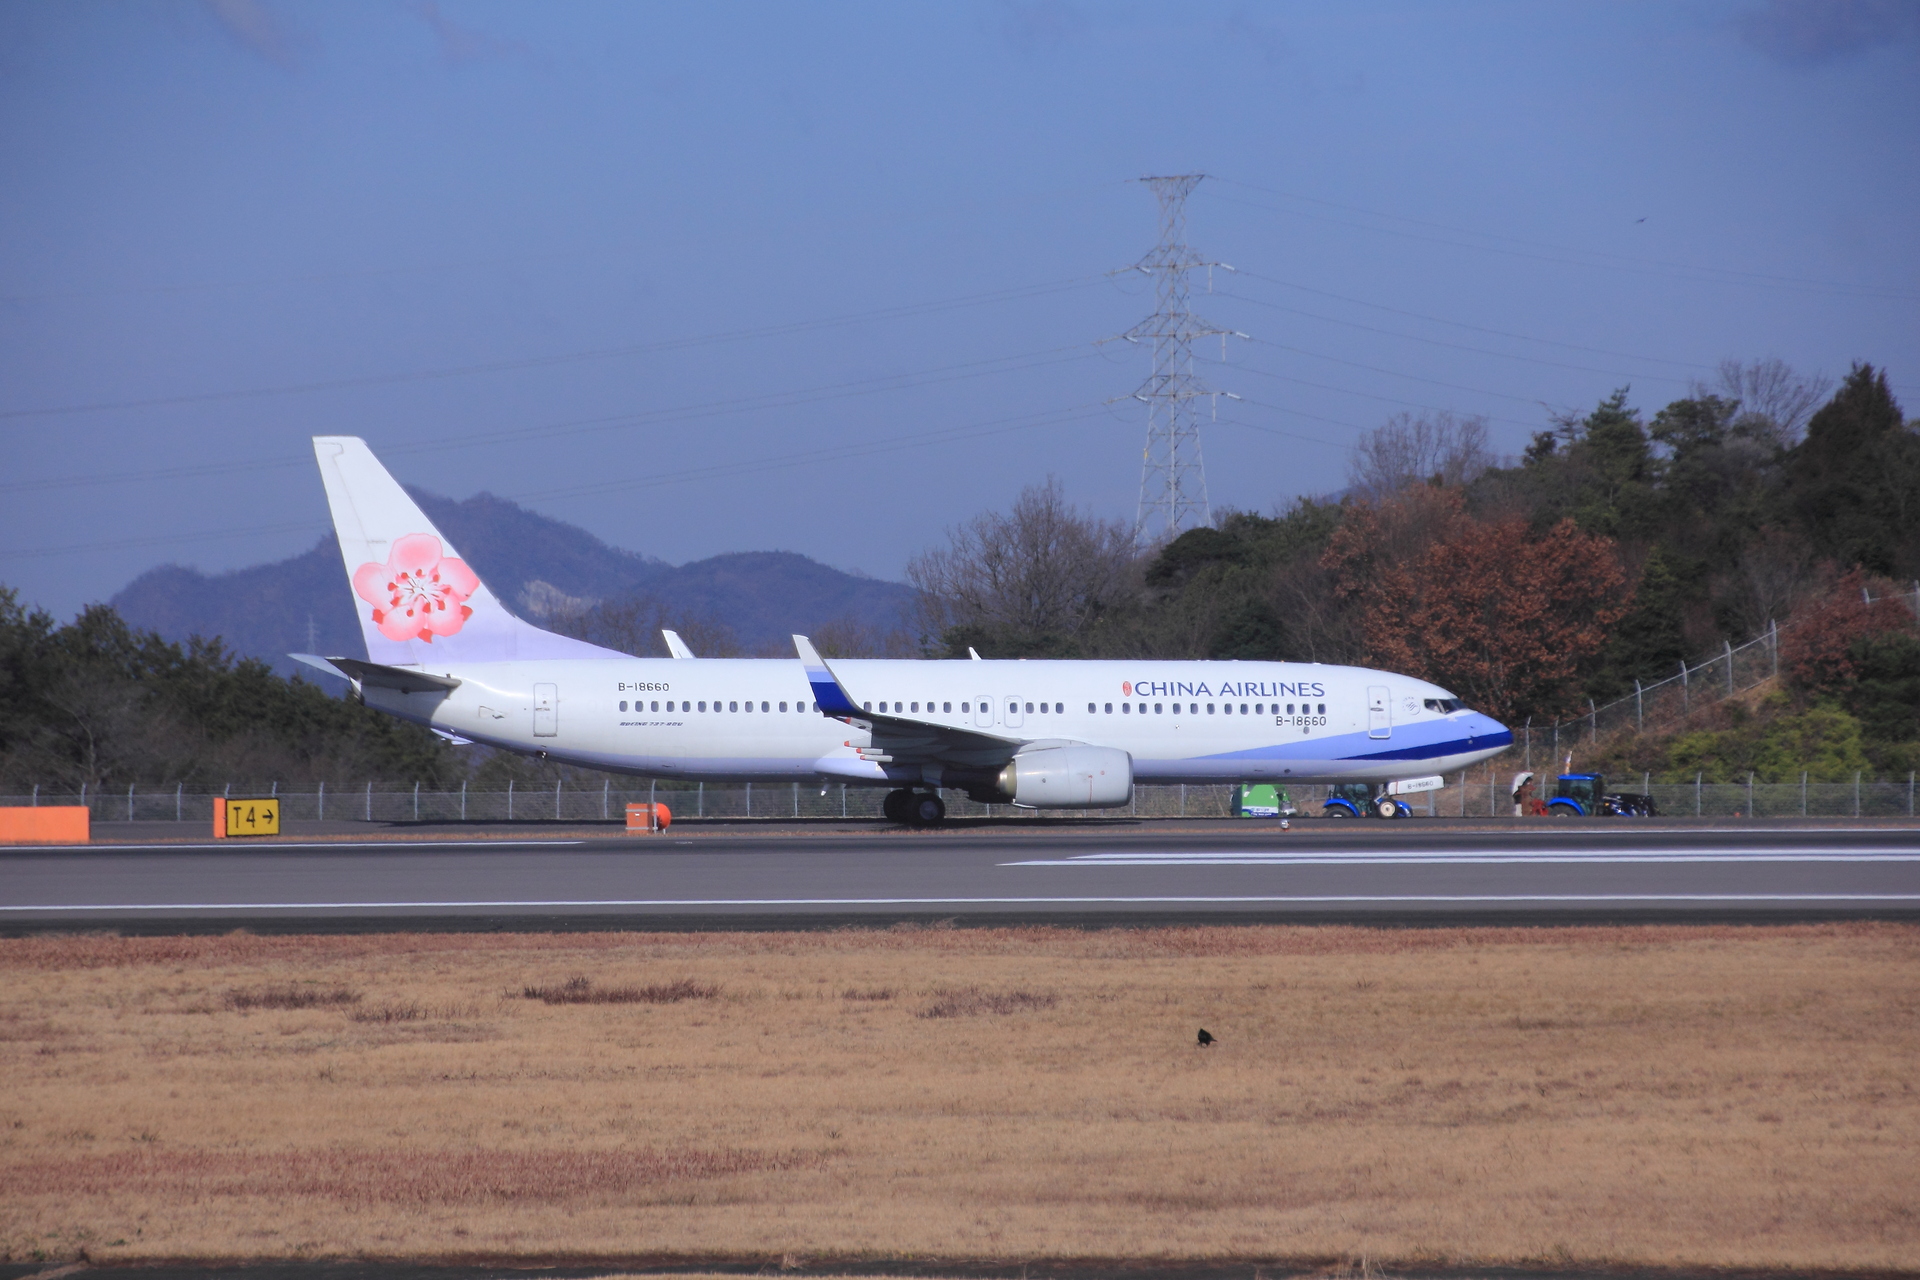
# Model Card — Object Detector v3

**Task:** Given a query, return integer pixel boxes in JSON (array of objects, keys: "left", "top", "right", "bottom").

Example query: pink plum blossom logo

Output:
[{"left": 352, "top": 533, "right": 480, "bottom": 643}]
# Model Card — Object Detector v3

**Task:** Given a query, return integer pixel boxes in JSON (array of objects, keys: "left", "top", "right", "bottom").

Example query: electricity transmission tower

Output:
[{"left": 1121, "top": 174, "right": 1241, "bottom": 545}]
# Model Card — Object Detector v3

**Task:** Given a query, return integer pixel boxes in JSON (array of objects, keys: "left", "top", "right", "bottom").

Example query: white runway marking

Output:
[
  {"left": 4, "top": 894, "right": 1920, "bottom": 913},
  {"left": 1005, "top": 847, "right": 1920, "bottom": 867},
  {"left": 0, "top": 841, "right": 586, "bottom": 853}
]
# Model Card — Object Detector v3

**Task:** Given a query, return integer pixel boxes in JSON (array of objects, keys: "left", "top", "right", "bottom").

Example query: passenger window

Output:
[
  {"left": 1318, "top": 703, "right": 1326, "bottom": 714},
  {"left": 1154, "top": 703, "right": 1163, "bottom": 714},
  {"left": 1025, "top": 702, "right": 1034, "bottom": 713},
  {"left": 911, "top": 702, "right": 919, "bottom": 713},
  {"left": 698, "top": 701, "right": 707, "bottom": 712},
  {"left": 1122, "top": 703, "right": 1131, "bottom": 714},
  {"left": 961, "top": 702, "right": 969, "bottom": 712},
  {"left": 944, "top": 702, "right": 952, "bottom": 712},
  {"left": 619, "top": 701, "right": 628, "bottom": 712},
  {"left": 1087, "top": 702, "right": 1096, "bottom": 713},
  {"left": 1206, "top": 704, "right": 1214, "bottom": 714},
  {"left": 1056, "top": 702, "right": 1064, "bottom": 713},
  {"left": 1038, "top": 702, "right": 1047, "bottom": 714},
  {"left": 1240, "top": 704, "right": 1248, "bottom": 715},
  {"left": 761, "top": 701, "right": 769, "bottom": 712},
  {"left": 652, "top": 701, "right": 659, "bottom": 712},
  {"left": 779, "top": 702, "right": 787, "bottom": 712},
  {"left": 1104, "top": 703, "right": 1112, "bottom": 713},
  {"left": 730, "top": 701, "right": 738, "bottom": 712}
]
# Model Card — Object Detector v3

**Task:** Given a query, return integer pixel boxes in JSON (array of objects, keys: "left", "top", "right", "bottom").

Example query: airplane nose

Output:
[{"left": 1471, "top": 713, "right": 1513, "bottom": 749}]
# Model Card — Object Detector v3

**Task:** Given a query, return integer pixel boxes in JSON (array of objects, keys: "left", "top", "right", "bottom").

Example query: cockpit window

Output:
[{"left": 1424, "top": 697, "right": 1465, "bottom": 713}]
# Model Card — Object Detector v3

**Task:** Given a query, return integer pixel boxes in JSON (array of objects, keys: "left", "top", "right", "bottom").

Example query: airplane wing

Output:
[
  {"left": 290, "top": 653, "right": 461, "bottom": 694},
  {"left": 794, "top": 634, "right": 1025, "bottom": 769}
]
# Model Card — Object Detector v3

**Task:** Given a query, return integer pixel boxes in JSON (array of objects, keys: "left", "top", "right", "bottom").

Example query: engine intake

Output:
[{"left": 997, "top": 745, "right": 1133, "bottom": 809}]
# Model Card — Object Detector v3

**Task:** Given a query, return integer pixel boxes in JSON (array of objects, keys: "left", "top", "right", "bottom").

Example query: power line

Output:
[
  {"left": 1210, "top": 179, "right": 1920, "bottom": 303},
  {"left": 0, "top": 342, "right": 1102, "bottom": 497},
  {"left": 1230, "top": 364, "right": 1547, "bottom": 432},
  {"left": 1, "top": 401, "right": 1113, "bottom": 561},
  {"left": 0, "top": 275, "right": 1106, "bottom": 421},
  {"left": 1229, "top": 269, "right": 1712, "bottom": 370}
]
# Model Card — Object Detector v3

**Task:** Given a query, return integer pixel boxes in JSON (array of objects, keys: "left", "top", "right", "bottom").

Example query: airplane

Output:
[{"left": 294, "top": 436, "right": 1514, "bottom": 825}]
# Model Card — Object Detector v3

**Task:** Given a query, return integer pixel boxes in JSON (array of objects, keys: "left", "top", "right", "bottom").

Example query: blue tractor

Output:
[
  {"left": 1546, "top": 772, "right": 1658, "bottom": 817},
  {"left": 1322, "top": 782, "right": 1414, "bottom": 820}
]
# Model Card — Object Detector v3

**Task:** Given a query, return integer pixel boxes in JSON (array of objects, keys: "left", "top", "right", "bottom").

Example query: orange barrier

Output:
[
  {"left": 625, "top": 802, "right": 672, "bottom": 832},
  {"left": 0, "top": 806, "right": 90, "bottom": 844},
  {"left": 213, "top": 796, "right": 225, "bottom": 839}
]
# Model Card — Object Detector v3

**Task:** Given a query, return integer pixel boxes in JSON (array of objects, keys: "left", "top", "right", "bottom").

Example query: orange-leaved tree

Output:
[
  {"left": 1780, "top": 567, "right": 1917, "bottom": 695},
  {"left": 1323, "top": 488, "right": 1633, "bottom": 723}
]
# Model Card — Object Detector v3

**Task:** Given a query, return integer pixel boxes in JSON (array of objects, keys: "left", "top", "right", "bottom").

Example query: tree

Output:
[
  {"left": 907, "top": 477, "right": 1139, "bottom": 657},
  {"left": 1323, "top": 490, "right": 1633, "bottom": 723},
  {"left": 1347, "top": 411, "right": 1495, "bottom": 501},
  {"left": 1782, "top": 363, "right": 1920, "bottom": 576},
  {"left": 1780, "top": 567, "right": 1917, "bottom": 696}
]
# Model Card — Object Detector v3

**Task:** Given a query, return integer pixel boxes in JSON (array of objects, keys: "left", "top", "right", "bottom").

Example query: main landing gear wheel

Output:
[
  {"left": 882, "top": 789, "right": 913, "bottom": 823},
  {"left": 1374, "top": 794, "right": 1401, "bottom": 820},
  {"left": 909, "top": 793, "right": 947, "bottom": 826}
]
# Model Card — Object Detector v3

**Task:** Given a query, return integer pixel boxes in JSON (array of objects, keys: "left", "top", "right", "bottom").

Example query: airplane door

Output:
[
  {"left": 533, "top": 683, "right": 558, "bottom": 737},
  {"left": 974, "top": 696, "right": 993, "bottom": 728},
  {"left": 1004, "top": 695, "right": 1024, "bottom": 728},
  {"left": 1367, "top": 685, "right": 1391, "bottom": 739}
]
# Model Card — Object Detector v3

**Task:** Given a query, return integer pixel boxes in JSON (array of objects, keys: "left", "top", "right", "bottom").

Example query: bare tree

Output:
[
  {"left": 549, "top": 592, "right": 741, "bottom": 658},
  {"left": 1347, "top": 411, "right": 1496, "bottom": 500},
  {"left": 809, "top": 615, "right": 919, "bottom": 658},
  {"left": 907, "top": 477, "right": 1139, "bottom": 649},
  {"left": 1707, "top": 358, "right": 1833, "bottom": 449},
  {"left": 1717, "top": 529, "right": 1824, "bottom": 637}
]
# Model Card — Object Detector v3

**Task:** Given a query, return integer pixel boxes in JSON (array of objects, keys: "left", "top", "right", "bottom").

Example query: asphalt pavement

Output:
[{"left": 3, "top": 817, "right": 1918, "bottom": 931}]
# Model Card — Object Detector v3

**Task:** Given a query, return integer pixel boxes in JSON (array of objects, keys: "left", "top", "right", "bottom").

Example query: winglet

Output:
[
  {"left": 662, "top": 629, "right": 697, "bottom": 659},
  {"left": 793, "top": 634, "right": 862, "bottom": 716},
  {"left": 968, "top": 647, "right": 983, "bottom": 661}
]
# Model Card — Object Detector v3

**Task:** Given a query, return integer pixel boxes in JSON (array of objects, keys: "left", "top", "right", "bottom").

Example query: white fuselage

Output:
[{"left": 364, "top": 656, "right": 1513, "bottom": 788}]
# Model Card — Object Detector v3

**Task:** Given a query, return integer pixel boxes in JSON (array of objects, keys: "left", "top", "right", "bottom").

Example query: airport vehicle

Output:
[
  {"left": 1322, "top": 782, "right": 1409, "bottom": 819},
  {"left": 294, "top": 438, "right": 1514, "bottom": 824},
  {"left": 1234, "top": 783, "right": 1297, "bottom": 818},
  {"left": 1546, "top": 772, "right": 1659, "bottom": 817}
]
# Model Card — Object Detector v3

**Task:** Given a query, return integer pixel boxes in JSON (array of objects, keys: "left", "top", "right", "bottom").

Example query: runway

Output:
[{"left": 4, "top": 820, "right": 1919, "bottom": 930}]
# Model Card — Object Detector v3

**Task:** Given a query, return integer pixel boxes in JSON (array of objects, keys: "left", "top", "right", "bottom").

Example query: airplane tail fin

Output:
[{"left": 312, "top": 436, "right": 627, "bottom": 665}]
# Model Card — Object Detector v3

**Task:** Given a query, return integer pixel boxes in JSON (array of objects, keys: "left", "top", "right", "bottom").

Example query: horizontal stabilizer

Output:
[{"left": 290, "top": 653, "right": 461, "bottom": 694}]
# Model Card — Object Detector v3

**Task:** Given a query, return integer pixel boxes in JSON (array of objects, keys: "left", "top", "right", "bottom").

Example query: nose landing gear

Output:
[{"left": 883, "top": 788, "right": 947, "bottom": 826}]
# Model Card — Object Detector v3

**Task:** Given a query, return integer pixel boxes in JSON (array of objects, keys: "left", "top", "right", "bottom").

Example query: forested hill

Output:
[{"left": 109, "top": 488, "right": 914, "bottom": 673}]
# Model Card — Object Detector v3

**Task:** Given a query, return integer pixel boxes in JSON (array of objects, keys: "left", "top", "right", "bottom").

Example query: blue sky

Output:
[{"left": 2, "top": 0, "right": 1916, "bottom": 620}]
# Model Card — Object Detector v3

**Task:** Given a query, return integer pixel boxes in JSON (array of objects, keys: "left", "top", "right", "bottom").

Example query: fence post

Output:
[
  {"left": 1855, "top": 771, "right": 1861, "bottom": 818},
  {"left": 1910, "top": 771, "right": 1915, "bottom": 817},
  {"left": 31, "top": 784, "right": 37, "bottom": 807},
  {"left": 1802, "top": 771, "right": 1807, "bottom": 817},
  {"left": 792, "top": 781, "right": 799, "bottom": 818},
  {"left": 650, "top": 779, "right": 656, "bottom": 812},
  {"left": 80, "top": 782, "right": 86, "bottom": 813},
  {"left": 1523, "top": 717, "right": 1531, "bottom": 768},
  {"left": 1460, "top": 771, "right": 1467, "bottom": 817},
  {"left": 1726, "top": 641, "right": 1734, "bottom": 696},
  {"left": 318, "top": 780, "right": 324, "bottom": 821},
  {"left": 366, "top": 780, "right": 372, "bottom": 821},
  {"left": 177, "top": 782, "right": 183, "bottom": 822},
  {"left": 1635, "top": 679, "right": 1642, "bottom": 732},
  {"left": 1770, "top": 620, "right": 1778, "bottom": 679},
  {"left": 414, "top": 780, "right": 420, "bottom": 822},
  {"left": 128, "top": 783, "right": 134, "bottom": 822},
  {"left": 1489, "top": 767, "right": 1496, "bottom": 818},
  {"left": 698, "top": 782, "right": 704, "bottom": 818},
  {"left": 1179, "top": 783, "right": 1186, "bottom": 817},
  {"left": 1695, "top": 772, "right": 1701, "bottom": 817},
  {"left": 1589, "top": 698, "right": 1597, "bottom": 744},
  {"left": 746, "top": 782, "right": 752, "bottom": 818},
  {"left": 1681, "top": 661, "right": 1689, "bottom": 715},
  {"left": 461, "top": 779, "right": 466, "bottom": 821},
  {"left": 555, "top": 777, "right": 562, "bottom": 821},
  {"left": 602, "top": 779, "right": 609, "bottom": 821},
  {"left": 1747, "top": 771, "right": 1754, "bottom": 818},
  {"left": 508, "top": 779, "right": 513, "bottom": 821},
  {"left": 841, "top": 782, "right": 847, "bottom": 818}
]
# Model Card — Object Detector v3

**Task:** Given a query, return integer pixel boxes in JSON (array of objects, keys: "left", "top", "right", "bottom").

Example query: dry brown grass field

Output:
[{"left": 1, "top": 922, "right": 1916, "bottom": 1271}]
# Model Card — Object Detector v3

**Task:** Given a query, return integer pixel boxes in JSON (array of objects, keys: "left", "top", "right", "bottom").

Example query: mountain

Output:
[{"left": 110, "top": 488, "right": 914, "bottom": 677}]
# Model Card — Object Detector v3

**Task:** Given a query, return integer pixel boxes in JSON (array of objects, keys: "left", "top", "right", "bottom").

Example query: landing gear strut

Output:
[{"left": 883, "top": 788, "right": 946, "bottom": 826}]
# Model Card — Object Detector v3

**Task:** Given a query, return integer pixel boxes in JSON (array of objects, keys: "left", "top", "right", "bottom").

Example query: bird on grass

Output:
[{"left": 1197, "top": 1028, "right": 1216, "bottom": 1047}]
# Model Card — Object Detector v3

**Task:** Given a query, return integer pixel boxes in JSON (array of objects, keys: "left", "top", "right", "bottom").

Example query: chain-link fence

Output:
[{"left": 8, "top": 769, "right": 1917, "bottom": 823}]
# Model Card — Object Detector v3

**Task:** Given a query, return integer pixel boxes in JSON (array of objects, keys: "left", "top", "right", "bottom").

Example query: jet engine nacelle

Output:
[{"left": 997, "top": 745, "right": 1133, "bottom": 809}]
